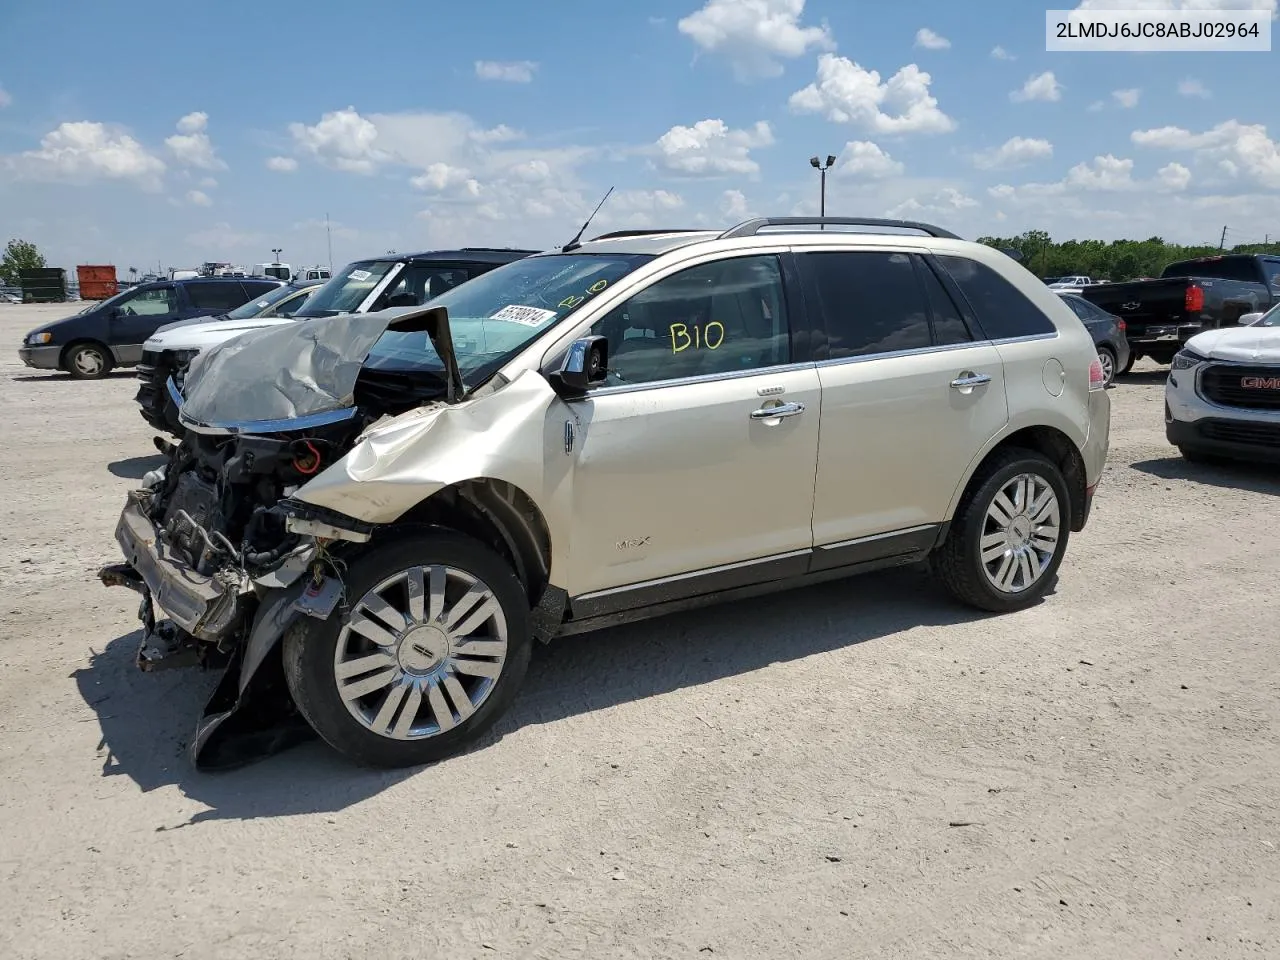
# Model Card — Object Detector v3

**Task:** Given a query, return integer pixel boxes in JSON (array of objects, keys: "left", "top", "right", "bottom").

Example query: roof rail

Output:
[
  {"left": 590, "top": 229, "right": 709, "bottom": 241},
  {"left": 717, "top": 217, "right": 962, "bottom": 241}
]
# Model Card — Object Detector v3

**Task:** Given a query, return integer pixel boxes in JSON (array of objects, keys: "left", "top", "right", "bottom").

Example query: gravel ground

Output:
[{"left": 1, "top": 302, "right": 1278, "bottom": 960}]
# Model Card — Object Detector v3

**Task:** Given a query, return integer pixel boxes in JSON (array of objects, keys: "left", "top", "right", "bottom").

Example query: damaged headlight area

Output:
[{"left": 97, "top": 414, "right": 372, "bottom": 769}]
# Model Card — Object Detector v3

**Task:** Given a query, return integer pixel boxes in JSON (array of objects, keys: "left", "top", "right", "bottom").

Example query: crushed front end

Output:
[{"left": 99, "top": 309, "right": 454, "bottom": 769}]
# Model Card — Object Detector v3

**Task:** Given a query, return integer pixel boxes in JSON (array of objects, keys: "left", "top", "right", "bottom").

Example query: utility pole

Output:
[
  {"left": 325, "top": 213, "right": 334, "bottom": 273},
  {"left": 1219, "top": 225, "right": 1228, "bottom": 251}
]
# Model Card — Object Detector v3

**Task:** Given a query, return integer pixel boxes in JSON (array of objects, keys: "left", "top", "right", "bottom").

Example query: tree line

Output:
[{"left": 976, "top": 230, "right": 1280, "bottom": 282}]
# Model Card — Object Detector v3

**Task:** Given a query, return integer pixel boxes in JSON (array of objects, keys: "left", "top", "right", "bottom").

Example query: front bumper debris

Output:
[{"left": 106, "top": 492, "right": 245, "bottom": 642}]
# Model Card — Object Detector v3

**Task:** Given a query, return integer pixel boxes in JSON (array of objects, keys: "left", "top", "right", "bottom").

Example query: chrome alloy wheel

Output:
[
  {"left": 1097, "top": 349, "right": 1114, "bottom": 385},
  {"left": 333, "top": 565, "right": 509, "bottom": 740},
  {"left": 979, "top": 473, "right": 1061, "bottom": 594}
]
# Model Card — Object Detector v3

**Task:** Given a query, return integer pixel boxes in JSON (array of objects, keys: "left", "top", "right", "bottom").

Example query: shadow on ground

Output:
[
  {"left": 108, "top": 454, "right": 166, "bottom": 480},
  {"left": 11, "top": 371, "right": 135, "bottom": 382},
  {"left": 1114, "top": 370, "right": 1168, "bottom": 386},
  {"left": 73, "top": 563, "right": 1003, "bottom": 822},
  {"left": 1131, "top": 456, "right": 1280, "bottom": 496}
]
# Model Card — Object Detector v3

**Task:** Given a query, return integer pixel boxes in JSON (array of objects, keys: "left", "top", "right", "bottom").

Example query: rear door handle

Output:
[
  {"left": 750, "top": 401, "right": 806, "bottom": 420},
  {"left": 950, "top": 373, "right": 992, "bottom": 389}
]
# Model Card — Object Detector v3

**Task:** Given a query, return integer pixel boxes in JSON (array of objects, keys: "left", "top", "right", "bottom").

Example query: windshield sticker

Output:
[
  {"left": 348, "top": 269, "right": 372, "bottom": 282},
  {"left": 491, "top": 304, "right": 558, "bottom": 327}
]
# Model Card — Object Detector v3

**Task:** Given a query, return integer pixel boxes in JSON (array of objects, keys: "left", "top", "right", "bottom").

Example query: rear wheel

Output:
[
  {"left": 64, "top": 342, "right": 113, "bottom": 380},
  {"left": 283, "top": 532, "right": 532, "bottom": 768},
  {"left": 932, "top": 448, "right": 1070, "bottom": 613},
  {"left": 1096, "top": 346, "right": 1117, "bottom": 387},
  {"left": 1118, "top": 351, "right": 1137, "bottom": 376}
]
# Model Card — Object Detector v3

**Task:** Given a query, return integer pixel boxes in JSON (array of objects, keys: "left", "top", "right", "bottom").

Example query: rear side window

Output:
[
  {"left": 937, "top": 255, "right": 1055, "bottom": 339},
  {"left": 1262, "top": 260, "right": 1280, "bottom": 292},
  {"left": 801, "top": 251, "right": 931, "bottom": 358},
  {"left": 242, "top": 279, "right": 280, "bottom": 297},
  {"left": 185, "top": 281, "right": 249, "bottom": 311}
]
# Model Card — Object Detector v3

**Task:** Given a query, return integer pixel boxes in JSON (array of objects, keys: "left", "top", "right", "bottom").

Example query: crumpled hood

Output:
[
  {"left": 1186, "top": 326, "right": 1280, "bottom": 363},
  {"left": 179, "top": 305, "right": 461, "bottom": 428}
]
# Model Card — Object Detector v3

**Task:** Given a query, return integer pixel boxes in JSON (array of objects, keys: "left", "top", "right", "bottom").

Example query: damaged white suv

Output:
[{"left": 101, "top": 217, "right": 1111, "bottom": 769}]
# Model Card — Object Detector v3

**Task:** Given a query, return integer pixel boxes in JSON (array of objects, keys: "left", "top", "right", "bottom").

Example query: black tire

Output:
[
  {"left": 63, "top": 341, "right": 113, "bottom": 380},
  {"left": 932, "top": 447, "right": 1071, "bottom": 613},
  {"left": 1097, "top": 345, "right": 1117, "bottom": 387},
  {"left": 282, "top": 531, "right": 532, "bottom": 768}
]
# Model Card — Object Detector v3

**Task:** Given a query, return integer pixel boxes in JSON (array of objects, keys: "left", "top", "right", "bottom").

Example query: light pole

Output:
[
  {"left": 271, "top": 247, "right": 282, "bottom": 264},
  {"left": 809, "top": 154, "right": 836, "bottom": 222}
]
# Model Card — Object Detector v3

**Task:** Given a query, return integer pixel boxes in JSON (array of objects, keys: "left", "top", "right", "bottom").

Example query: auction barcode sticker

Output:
[
  {"left": 1046, "top": 8, "right": 1271, "bottom": 52},
  {"left": 490, "top": 304, "right": 558, "bottom": 327}
]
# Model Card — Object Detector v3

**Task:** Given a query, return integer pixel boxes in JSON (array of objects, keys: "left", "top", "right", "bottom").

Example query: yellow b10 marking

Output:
[{"left": 670, "top": 321, "right": 725, "bottom": 353}]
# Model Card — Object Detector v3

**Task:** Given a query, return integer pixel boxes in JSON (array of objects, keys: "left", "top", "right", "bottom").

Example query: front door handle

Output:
[
  {"left": 950, "top": 373, "right": 992, "bottom": 390},
  {"left": 750, "top": 401, "right": 806, "bottom": 420}
]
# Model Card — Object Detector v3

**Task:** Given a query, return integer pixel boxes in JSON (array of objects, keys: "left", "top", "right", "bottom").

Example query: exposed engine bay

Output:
[{"left": 99, "top": 306, "right": 462, "bottom": 768}]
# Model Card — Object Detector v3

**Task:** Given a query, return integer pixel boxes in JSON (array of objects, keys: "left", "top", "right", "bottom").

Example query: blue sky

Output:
[{"left": 1, "top": 0, "right": 1277, "bottom": 273}]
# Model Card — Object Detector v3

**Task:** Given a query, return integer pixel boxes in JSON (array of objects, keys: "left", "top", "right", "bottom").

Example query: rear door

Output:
[
  {"left": 796, "top": 248, "right": 1009, "bottom": 559},
  {"left": 184, "top": 280, "right": 253, "bottom": 319}
]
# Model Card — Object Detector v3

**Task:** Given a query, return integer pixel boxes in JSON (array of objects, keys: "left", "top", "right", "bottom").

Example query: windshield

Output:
[
  {"left": 362, "top": 253, "right": 654, "bottom": 385},
  {"left": 225, "top": 283, "right": 311, "bottom": 320},
  {"left": 294, "top": 259, "right": 398, "bottom": 317}
]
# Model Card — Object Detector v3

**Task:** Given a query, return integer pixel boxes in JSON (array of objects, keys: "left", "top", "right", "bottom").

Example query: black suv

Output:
[{"left": 18, "top": 277, "right": 282, "bottom": 380}]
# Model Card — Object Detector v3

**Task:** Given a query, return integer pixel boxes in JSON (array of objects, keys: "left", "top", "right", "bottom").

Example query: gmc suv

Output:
[{"left": 101, "top": 217, "right": 1111, "bottom": 770}]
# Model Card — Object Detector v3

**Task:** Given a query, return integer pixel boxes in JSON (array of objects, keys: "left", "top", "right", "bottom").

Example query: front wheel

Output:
[
  {"left": 932, "top": 448, "right": 1071, "bottom": 613},
  {"left": 283, "top": 532, "right": 532, "bottom": 768},
  {"left": 65, "top": 342, "right": 113, "bottom": 379}
]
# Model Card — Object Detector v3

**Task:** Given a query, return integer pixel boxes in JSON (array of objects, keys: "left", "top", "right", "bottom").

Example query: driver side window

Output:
[
  {"left": 119, "top": 287, "right": 177, "bottom": 315},
  {"left": 587, "top": 255, "right": 791, "bottom": 387}
]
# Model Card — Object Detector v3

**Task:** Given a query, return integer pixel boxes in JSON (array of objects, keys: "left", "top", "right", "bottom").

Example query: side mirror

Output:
[
  {"left": 553, "top": 336, "right": 609, "bottom": 396},
  {"left": 1239, "top": 312, "right": 1264, "bottom": 326},
  {"left": 1000, "top": 247, "right": 1026, "bottom": 264}
]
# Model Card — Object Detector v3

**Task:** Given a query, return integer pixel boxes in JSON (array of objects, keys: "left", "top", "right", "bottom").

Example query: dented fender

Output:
[{"left": 290, "top": 368, "right": 577, "bottom": 584}]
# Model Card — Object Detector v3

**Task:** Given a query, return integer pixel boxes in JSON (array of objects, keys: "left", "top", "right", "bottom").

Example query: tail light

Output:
[
  {"left": 1185, "top": 285, "right": 1204, "bottom": 313},
  {"left": 1088, "top": 357, "right": 1106, "bottom": 391},
  {"left": 1116, "top": 318, "right": 1126, "bottom": 332}
]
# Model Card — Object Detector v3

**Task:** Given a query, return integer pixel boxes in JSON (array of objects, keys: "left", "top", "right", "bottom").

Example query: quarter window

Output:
[
  {"left": 937, "top": 255, "right": 1056, "bottom": 339},
  {"left": 588, "top": 255, "right": 791, "bottom": 387},
  {"left": 918, "top": 260, "right": 974, "bottom": 346}
]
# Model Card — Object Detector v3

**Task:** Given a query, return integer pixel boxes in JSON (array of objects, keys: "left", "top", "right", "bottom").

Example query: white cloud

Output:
[
  {"left": 914, "top": 28, "right": 950, "bottom": 49},
  {"left": 185, "top": 222, "right": 265, "bottom": 252},
  {"left": 990, "top": 45, "right": 1015, "bottom": 60},
  {"left": 678, "top": 0, "right": 835, "bottom": 80},
  {"left": 1131, "top": 120, "right": 1280, "bottom": 188},
  {"left": 470, "top": 124, "right": 524, "bottom": 144},
  {"left": 474, "top": 60, "right": 538, "bottom": 83},
  {"left": 1178, "top": 77, "right": 1211, "bottom": 98},
  {"left": 410, "top": 162, "right": 477, "bottom": 193},
  {"left": 0, "top": 86, "right": 11, "bottom": 108},
  {"left": 165, "top": 111, "right": 226, "bottom": 170},
  {"left": 1010, "top": 71, "right": 1062, "bottom": 103},
  {"left": 1087, "top": 100, "right": 1107, "bottom": 112},
  {"left": 1066, "top": 154, "right": 1136, "bottom": 190},
  {"left": 973, "top": 136, "right": 1054, "bottom": 170},
  {"left": 2, "top": 121, "right": 166, "bottom": 190},
  {"left": 1113, "top": 88, "right": 1141, "bottom": 108},
  {"left": 653, "top": 118, "right": 774, "bottom": 177},
  {"left": 1073, "top": 0, "right": 1275, "bottom": 15},
  {"left": 1157, "top": 161, "right": 1193, "bottom": 190},
  {"left": 198, "top": 176, "right": 218, "bottom": 188},
  {"left": 887, "top": 187, "right": 978, "bottom": 219},
  {"left": 186, "top": 189, "right": 212, "bottom": 207},
  {"left": 289, "top": 106, "right": 388, "bottom": 173},
  {"left": 721, "top": 188, "right": 751, "bottom": 219},
  {"left": 266, "top": 156, "right": 298, "bottom": 172},
  {"left": 834, "top": 140, "right": 904, "bottom": 178},
  {"left": 789, "top": 54, "right": 956, "bottom": 135}
]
